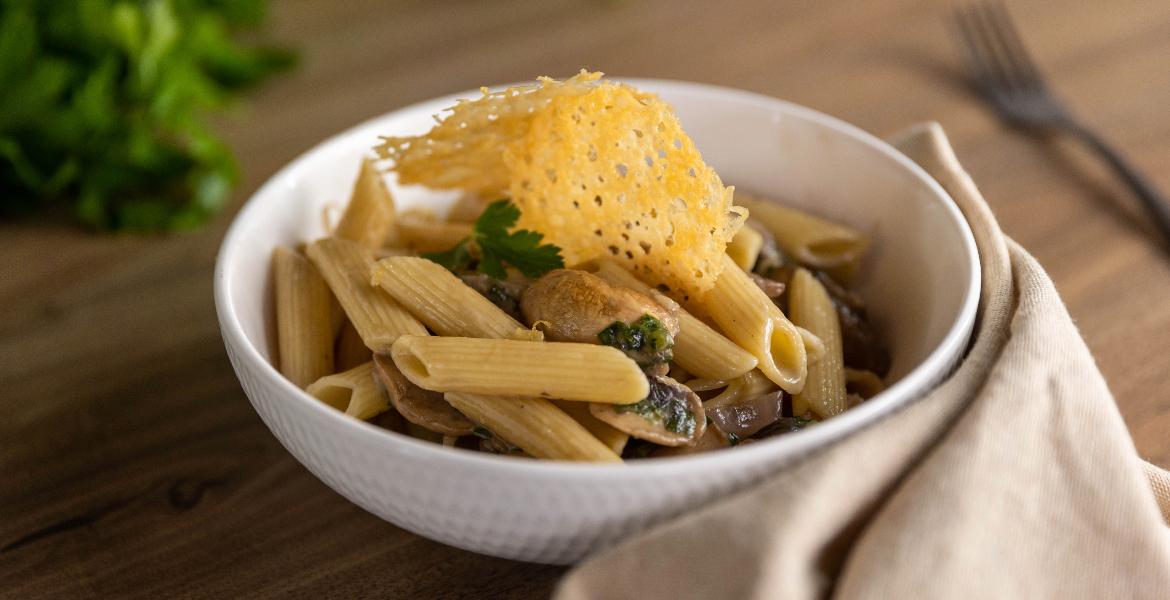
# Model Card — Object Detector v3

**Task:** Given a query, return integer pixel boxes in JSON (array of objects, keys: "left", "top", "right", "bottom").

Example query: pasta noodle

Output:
[
  {"left": 798, "top": 325, "right": 826, "bottom": 366},
  {"left": 702, "top": 255, "right": 807, "bottom": 393},
  {"left": 593, "top": 260, "right": 758, "bottom": 380},
  {"left": 390, "top": 335, "right": 648, "bottom": 404},
  {"left": 334, "top": 158, "right": 398, "bottom": 248},
  {"left": 306, "top": 237, "right": 428, "bottom": 353},
  {"left": 444, "top": 392, "right": 622, "bottom": 462},
  {"left": 272, "top": 246, "right": 335, "bottom": 388},
  {"left": 446, "top": 194, "right": 490, "bottom": 223},
  {"left": 506, "top": 328, "right": 546, "bottom": 342},
  {"left": 790, "top": 268, "right": 846, "bottom": 418},
  {"left": 395, "top": 216, "right": 473, "bottom": 253},
  {"left": 306, "top": 361, "right": 388, "bottom": 420},
  {"left": 705, "top": 369, "right": 776, "bottom": 408},
  {"left": 370, "top": 257, "right": 523, "bottom": 339},
  {"left": 726, "top": 223, "right": 764, "bottom": 271},
  {"left": 552, "top": 399, "right": 630, "bottom": 455},
  {"left": 845, "top": 367, "right": 885, "bottom": 399},
  {"left": 269, "top": 74, "right": 891, "bottom": 460},
  {"left": 334, "top": 320, "right": 370, "bottom": 371},
  {"left": 737, "top": 194, "right": 869, "bottom": 270}
]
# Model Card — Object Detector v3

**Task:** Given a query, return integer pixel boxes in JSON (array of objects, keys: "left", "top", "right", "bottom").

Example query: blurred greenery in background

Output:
[{"left": 0, "top": 0, "right": 294, "bottom": 231}]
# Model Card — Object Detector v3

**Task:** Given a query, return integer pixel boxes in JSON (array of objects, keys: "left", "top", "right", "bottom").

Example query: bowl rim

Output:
[{"left": 214, "top": 78, "right": 980, "bottom": 478}]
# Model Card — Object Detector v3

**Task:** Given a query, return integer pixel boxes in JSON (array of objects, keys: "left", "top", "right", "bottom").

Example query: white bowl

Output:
[{"left": 214, "top": 80, "right": 979, "bottom": 564}]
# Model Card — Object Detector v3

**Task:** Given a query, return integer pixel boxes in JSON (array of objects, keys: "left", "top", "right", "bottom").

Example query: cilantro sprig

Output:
[{"left": 423, "top": 200, "right": 564, "bottom": 279}]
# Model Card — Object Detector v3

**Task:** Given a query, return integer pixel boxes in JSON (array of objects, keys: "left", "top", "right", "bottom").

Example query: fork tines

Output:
[{"left": 952, "top": 2, "right": 1046, "bottom": 93}]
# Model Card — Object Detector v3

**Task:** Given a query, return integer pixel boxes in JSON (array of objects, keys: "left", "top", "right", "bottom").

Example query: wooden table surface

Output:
[{"left": 4, "top": 0, "right": 1170, "bottom": 597}]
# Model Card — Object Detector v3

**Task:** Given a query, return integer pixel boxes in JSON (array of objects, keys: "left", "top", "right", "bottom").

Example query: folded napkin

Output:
[{"left": 556, "top": 123, "right": 1170, "bottom": 599}]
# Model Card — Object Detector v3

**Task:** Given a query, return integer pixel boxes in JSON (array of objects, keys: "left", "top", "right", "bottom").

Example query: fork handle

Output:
[{"left": 1065, "top": 123, "right": 1170, "bottom": 247}]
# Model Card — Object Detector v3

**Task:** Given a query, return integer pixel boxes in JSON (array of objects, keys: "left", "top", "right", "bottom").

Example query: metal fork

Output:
[{"left": 952, "top": 2, "right": 1170, "bottom": 248}]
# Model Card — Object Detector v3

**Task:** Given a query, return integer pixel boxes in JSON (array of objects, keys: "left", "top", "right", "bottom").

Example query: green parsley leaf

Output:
[
  {"left": 423, "top": 200, "right": 564, "bottom": 279},
  {"left": 422, "top": 238, "right": 473, "bottom": 272},
  {"left": 475, "top": 200, "right": 564, "bottom": 279},
  {"left": 0, "top": 1, "right": 295, "bottom": 231}
]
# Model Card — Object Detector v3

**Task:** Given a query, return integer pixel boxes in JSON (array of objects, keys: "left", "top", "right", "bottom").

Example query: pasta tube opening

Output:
[{"left": 764, "top": 315, "right": 807, "bottom": 394}]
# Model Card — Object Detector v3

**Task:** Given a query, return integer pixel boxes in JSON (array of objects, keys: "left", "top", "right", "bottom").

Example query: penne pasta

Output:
[
  {"left": 445, "top": 392, "right": 622, "bottom": 462},
  {"left": 705, "top": 369, "right": 776, "bottom": 409},
  {"left": 593, "top": 260, "right": 757, "bottom": 380},
  {"left": 790, "top": 268, "right": 847, "bottom": 419},
  {"left": 737, "top": 194, "right": 869, "bottom": 270},
  {"left": 726, "top": 223, "right": 764, "bottom": 271},
  {"left": 272, "top": 246, "right": 335, "bottom": 388},
  {"left": 506, "top": 327, "right": 546, "bottom": 342},
  {"left": 395, "top": 216, "right": 473, "bottom": 253},
  {"left": 306, "top": 361, "right": 389, "bottom": 420},
  {"left": 390, "top": 335, "right": 648, "bottom": 404},
  {"left": 797, "top": 325, "right": 826, "bottom": 366},
  {"left": 845, "top": 367, "right": 885, "bottom": 399},
  {"left": 702, "top": 255, "right": 807, "bottom": 393},
  {"left": 553, "top": 399, "right": 630, "bottom": 455},
  {"left": 269, "top": 74, "right": 893, "bottom": 460},
  {"left": 684, "top": 377, "right": 731, "bottom": 393},
  {"left": 335, "top": 319, "right": 371, "bottom": 372},
  {"left": 370, "top": 256, "right": 522, "bottom": 339},
  {"left": 446, "top": 194, "right": 490, "bottom": 223},
  {"left": 334, "top": 158, "right": 399, "bottom": 248},
  {"left": 306, "top": 237, "right": 428, "bottom": 353}
]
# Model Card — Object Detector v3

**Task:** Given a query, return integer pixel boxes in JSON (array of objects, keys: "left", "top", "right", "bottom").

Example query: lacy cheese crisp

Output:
[{"left": 376, "top": 72, "right": 743, "bottom": 297}]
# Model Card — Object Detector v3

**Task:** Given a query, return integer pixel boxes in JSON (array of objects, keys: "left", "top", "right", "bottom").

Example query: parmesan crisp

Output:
[{"left": 376, "top": 71, "right": 744, "bottom": 298}]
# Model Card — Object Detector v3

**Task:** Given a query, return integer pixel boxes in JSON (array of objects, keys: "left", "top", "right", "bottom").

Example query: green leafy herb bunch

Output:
[{"left": 0, "top": 0, "right": 294, "bottom": 231}]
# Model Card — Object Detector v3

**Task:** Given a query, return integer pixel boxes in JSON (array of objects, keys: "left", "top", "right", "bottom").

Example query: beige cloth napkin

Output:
[{"left": 556, "top": 123, "right": 1170, "bottom": 600}]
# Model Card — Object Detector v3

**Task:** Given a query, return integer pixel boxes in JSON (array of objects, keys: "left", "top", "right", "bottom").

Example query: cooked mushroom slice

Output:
[
  {"left": 650, "top": 426, "right": 731, "bottom": 457},
  {"left": 754, "top": 413, "right": 818, "bottom": 439},
  {"left": 471, "top": 425, "right": 530, "bottom": 457},
  {"left": 644, "top": 362, "right": 670, "bottom": 377},
  {"left": 458, "top": 273, "right": 528, "bottom": 321},
  {"left": 749, "top": 220, "right": 785, "bottom": 276},
  {"left": 372, "top": 354, "right": 474, "bottom": 436},
  {"left": 520, "top": 269, "right": 678, "bottom": 345},
  {"left": 748, "top": 272, "right": 786, "bottom": 299},
  {"left": 706, "top": 390, "right": 786, "bottom": 438},
  {"left": 590, "top": 374, "right": 706, "bottom": 447}
]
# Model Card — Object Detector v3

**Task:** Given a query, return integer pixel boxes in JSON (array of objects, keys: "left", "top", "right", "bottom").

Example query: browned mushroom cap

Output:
[
  {"left": 589, "top": 375, "right": 706, "bottom": 447},
  {"left": 372, "top": 354, "right": 474, "bottom": 436},
  {"left": 749, "top": 220, "right": 785, "bottom": 275},
  {"left": 706, "top": 390, "right": 786, "bottom": 438},
  {"left": 748, "top": 272, "right": 786, "bottom": 299},
  {"left": 520, "top": 269, "right": 678, "bottom": 343}
]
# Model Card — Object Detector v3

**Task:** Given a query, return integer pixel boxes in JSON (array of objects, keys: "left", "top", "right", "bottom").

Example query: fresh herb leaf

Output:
[
  {"left": 423, "top": 200, "right": 564, "bottom": 279},
  {"left": 615, "top": 375, "right": 695, "bottom": 436},
  {"left": 726, "top": 432, "right": 742, "bottom": 446},
  {"left": 793, "top": 415, "right": 817, "bottom": 429},
  {"left": 474, "top": 200, "right": 564, "bottom": 279},
  {"left": 754, "top": 413, "right": 819, "bottom": 439},
  {"left": 422, "top": 238, "right": 473, "bottom": 272},
  {"left": 597, "top": 314, "right": 674, "bottom": 366},
  {"left": 472, "top": 425, "right": 521, "bottom": 454},
  {"left": 0, "top": 1, "right": 295, "bottom": 231}
]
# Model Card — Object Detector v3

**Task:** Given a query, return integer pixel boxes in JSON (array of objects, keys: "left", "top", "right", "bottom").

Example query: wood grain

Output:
[{"left": 3, "top": 0, "right": 1169, "bottom": 596}]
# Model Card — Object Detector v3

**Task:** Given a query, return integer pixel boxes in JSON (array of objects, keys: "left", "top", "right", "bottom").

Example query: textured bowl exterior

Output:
[{"left": 215, "top": 80, "right": 980, "bottom": 564}]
